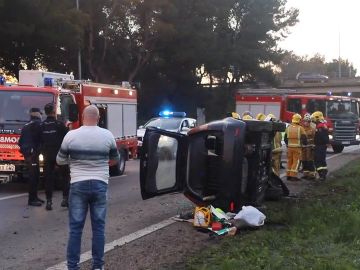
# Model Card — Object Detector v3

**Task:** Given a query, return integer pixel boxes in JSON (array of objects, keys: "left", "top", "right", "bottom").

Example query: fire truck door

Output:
[
  {"left": 123, "top": 104, "right": 137, "bottom": 136},
  {"left": 236, "top": 103, "right": 281, "bottom": 119},
  {"left": 107, "top": 104, "right": 123, "bottom": 137},
  {"left": 140, "top": 127, "right": 188, "bottom": 200}
]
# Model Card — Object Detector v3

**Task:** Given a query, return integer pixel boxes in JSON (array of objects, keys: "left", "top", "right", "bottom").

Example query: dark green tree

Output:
[{"left": 0, "top": 0, "right": 84, "bottom": 77}]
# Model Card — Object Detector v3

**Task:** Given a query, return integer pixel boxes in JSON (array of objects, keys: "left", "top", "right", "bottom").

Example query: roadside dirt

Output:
[{"left": 80, "top": 219, "right": 218, "bottom": 270}]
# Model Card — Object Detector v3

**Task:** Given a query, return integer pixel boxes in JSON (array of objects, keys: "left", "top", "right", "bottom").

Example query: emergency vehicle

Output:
[
  {"left": 0, "top": 70, "right": 137, "bottom": 183},
  {"left": 137, "top": 111, "right": 196, "bottom": 143},
  {"left": 235, "top": 90, "right": 360, "bottom": 153}
]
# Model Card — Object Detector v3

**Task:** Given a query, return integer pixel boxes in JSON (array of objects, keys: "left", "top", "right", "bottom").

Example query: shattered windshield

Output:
[
  {"left": 327, "top": 100, "right": 358, "bottom": 117},
  {"left": 0, "top": 91, "right": 54, "bottom": 130}
]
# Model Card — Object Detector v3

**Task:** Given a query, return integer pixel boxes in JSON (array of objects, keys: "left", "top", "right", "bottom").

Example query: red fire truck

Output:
[
  {"left": 0, "top": 70, "right": 138, "bottom": 183},
  {"left": 236, "top": 90, "right": 360, "bottom": 153}
]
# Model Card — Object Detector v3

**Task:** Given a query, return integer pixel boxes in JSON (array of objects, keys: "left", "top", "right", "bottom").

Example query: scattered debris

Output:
[
  {"left": 173, "top": 205, "right": 267, "bottom": 238},
  {"left": 234, "top": 206, "right": 266, "bottom": 227}
]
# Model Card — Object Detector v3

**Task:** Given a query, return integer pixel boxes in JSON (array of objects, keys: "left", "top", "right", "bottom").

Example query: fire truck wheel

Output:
[
  {"left": 110, "top": 150, "right": 126, "bottom": 176},
  {"left": 332, "top": 145, "right": 344, "bottom": 153}
]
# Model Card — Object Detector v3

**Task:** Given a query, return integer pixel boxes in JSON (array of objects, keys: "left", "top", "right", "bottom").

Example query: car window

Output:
[
  {"left": 305, "top": 99, "right": 326, "bottom": 115},
  {"left": 144, "top": 118, "right": 183, "bottom": 130},
  {"left": 287, "top": 98, "right": 301, "bottom": 113},
  {"left": 182, "top": 120, "right": 189, "bottom": 128}
]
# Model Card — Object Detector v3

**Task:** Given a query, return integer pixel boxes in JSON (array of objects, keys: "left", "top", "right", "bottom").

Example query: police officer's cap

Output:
[{"left": 44, "top": 103, "right": 55, "bottom": 115}]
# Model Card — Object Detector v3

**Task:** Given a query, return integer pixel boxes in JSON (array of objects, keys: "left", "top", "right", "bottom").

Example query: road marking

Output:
[
  {"left": 0, "top": 175, "right": 128, "bottom": 201},
  {"left": 46, "top": 218, "right": 176, "bottom": 270},
  {"left": 0, "top": 193, "right": 28, "bottom": 201}
]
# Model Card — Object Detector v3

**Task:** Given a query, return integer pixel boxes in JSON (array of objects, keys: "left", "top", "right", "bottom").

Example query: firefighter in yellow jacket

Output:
[
  {"left": 284, "top": 114, "right": 307, "bottom": 181},
  {"left": 301, "top": 113, "right": 316, "bottom": 179},
  {"left": 266, "top": 114, "right": 282, "bottom": 176}
]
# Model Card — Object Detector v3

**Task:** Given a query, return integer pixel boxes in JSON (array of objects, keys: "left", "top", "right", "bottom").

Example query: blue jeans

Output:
[{"left": 67, "top": 180, "right": 108, "bottom": 270}]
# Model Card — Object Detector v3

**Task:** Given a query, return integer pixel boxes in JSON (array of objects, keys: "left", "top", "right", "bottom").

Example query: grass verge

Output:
[{"left": 185, "top": 160, "right": 360, "bottom": 270}]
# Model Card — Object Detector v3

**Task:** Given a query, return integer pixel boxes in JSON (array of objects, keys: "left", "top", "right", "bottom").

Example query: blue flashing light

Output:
[
  {"left": 44, "top": 77, "right": 53, "bottom": 87},
  {"left": 159, "top": 111, "right": 186, "bottom": 118},
  {"left": 160, "top": 110, "right": 172, "bottom": 117},
  {"left": 0, "top": 75, "right": 5, "bottom": 85},
  {"left": 347, "top": 92, "right": 352, "bottom": 96},
  {"left": 326, "top": 91, "right": 332, "bottom": 96}
]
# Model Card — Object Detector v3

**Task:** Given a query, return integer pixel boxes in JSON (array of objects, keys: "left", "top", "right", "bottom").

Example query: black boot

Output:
[
  {"left": 46, "top": 200, "right": 53, "bottom": 211},
  {"left": 36, "top": 197, "right": 45, "bottom": 204},
  {"left": 28, "top": 200, "right": 42, "bottom": 207},
  {"left": 61, "top": 197, "right": 69, "bottom": 208}
]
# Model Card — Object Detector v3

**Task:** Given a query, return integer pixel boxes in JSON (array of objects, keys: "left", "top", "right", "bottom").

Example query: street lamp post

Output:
[
  {"left": 76, "top": 0, "right": 82, "bottom": 80},
  {"left": 338, "top": 32, "right": 341, "bottom": 78}
]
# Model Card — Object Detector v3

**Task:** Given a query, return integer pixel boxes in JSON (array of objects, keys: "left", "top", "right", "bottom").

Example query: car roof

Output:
[{"left": 151, "top": 116, "right": 195, "bottom": 120}]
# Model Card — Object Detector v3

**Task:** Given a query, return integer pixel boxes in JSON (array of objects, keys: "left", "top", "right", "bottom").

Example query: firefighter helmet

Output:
[
  {"left": 231, "top": 112, "right": 240, "bottom": 120},
  {"left": 303, "top": 113, "right": 311, "bottom": 122},
  {"left": 267, "top": 113, "right": 276, "bottom": 121},
  {"left": 256, "top": 113, "right": 266, "bottom": 121},
  {"left": 311, "top": 111, "right": 324, "bottom": 122},
  {"left": 242, "top": 115, "right": 253, "bottom": 120},
  {"left": 292, "top": 113, "right": 302, "bottom": 124},
  {"left": 242, "top": 111, "right": 252, "bottom": 118}
]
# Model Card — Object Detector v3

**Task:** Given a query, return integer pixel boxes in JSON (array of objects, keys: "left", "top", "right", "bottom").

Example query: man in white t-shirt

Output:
[{"left": 56, "top": 105, "right": 119, "bottom": 270}]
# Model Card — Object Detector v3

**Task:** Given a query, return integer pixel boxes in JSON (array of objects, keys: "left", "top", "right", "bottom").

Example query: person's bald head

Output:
[{"left": 83, "top": 105, "right": 100, "bottom": 126}]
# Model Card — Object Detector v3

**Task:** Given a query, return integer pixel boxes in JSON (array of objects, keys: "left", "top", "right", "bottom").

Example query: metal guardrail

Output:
[{"left": 279, "top": 78, "right": 360, "bottom": 89}]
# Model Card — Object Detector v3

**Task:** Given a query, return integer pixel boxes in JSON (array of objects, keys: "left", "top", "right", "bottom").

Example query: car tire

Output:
[
  {"left": 332, "top": 145, "right": 344, "bottom": 153},
  {"left": 109, "top": 149, "right": 126, "bottom": 176}
]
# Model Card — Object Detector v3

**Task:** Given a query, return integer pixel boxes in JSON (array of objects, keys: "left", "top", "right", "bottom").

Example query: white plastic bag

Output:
[{"left": 234, "top": 206, "right": 266, "bottom": 227}]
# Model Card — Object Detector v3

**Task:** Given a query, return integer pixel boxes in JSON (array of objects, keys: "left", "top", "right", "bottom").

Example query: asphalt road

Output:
[{"left": 1, "top": 146, "right": 360, "bottom": 270}]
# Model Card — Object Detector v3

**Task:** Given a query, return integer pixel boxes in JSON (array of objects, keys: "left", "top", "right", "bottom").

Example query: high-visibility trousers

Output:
[
  {"left": 302, "top": 146, "right": 315, "bottom": 178},
  {"left": 287, "top": 147, "right": 302, "bottom": 177},
  {"left": 272, "top": 151, "right": 282, "bottom": 176},
  {"left": 314, "top": 145, "right": 327, "bottom": 178}
]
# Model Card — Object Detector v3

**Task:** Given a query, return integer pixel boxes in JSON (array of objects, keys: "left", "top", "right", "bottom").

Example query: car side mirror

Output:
[
  {"left": 68, "top": 104, "right": 79, "bottom": 122},
  {"left": 139, "top": 125, "right": 144, "bottom": 129}
]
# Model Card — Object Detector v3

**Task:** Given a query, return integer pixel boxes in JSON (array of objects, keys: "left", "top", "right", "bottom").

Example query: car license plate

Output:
[
  {"left": 0, "top": 164, "right": 15, "bottom": 172},
  {"left": 342, "top": 141, "right": 350, "bottom": 145}
]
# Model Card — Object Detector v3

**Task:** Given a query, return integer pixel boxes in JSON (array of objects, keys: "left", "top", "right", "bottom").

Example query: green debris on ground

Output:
[{"left": 186, "top": 160, "right": 360, "bottom": 270}]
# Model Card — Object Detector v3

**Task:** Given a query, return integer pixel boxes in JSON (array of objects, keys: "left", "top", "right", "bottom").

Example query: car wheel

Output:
[
  {"left": 110, "top": 149, "right": 126, "bottom": 176},
  {"left": 332, "top": 145, "right": 344, "bottom": 153}
]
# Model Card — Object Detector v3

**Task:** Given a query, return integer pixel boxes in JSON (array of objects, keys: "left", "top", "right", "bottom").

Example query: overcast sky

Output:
[{"left": 280, "top": 0, "right": 360, "bottom": 74}]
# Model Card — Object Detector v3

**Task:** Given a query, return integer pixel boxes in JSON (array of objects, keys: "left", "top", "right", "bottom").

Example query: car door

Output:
[
  {"left": 140, "top": 118, "right": 248, "bottom": 208},
  {"left": 140, "top": 127, "right": 188, "bottom": 200}
]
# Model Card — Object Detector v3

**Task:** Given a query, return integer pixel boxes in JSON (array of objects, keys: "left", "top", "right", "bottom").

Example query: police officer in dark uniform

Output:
[
  {"left": 40, "top": 103, "right": 69, "bottom": 210},
  {"left": 18, "top": 108, "right": 43, "bottom": 206},
  {"left": 311, "top": 111, "right": 329, "bottom": 180}
]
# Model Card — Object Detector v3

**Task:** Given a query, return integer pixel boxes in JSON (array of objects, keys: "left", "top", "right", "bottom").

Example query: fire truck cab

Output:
[
  {"left": 0, "top": 70, "right": 137, "bottom": 183},
  {"left": 236, "top": 90, "right": 360, "bottom": 153}
]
